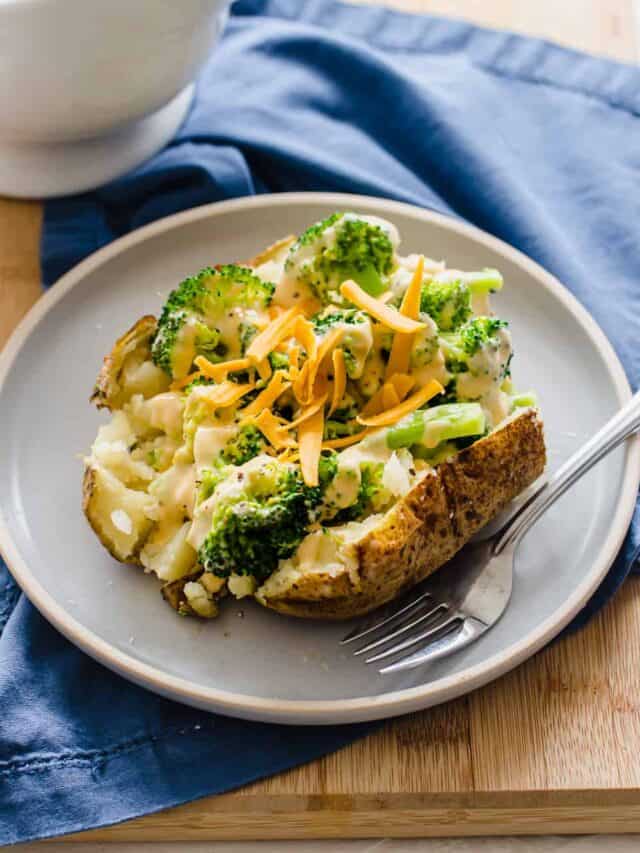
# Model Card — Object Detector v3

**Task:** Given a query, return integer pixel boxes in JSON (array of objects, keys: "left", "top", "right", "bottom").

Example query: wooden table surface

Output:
[{"left": 2, "top": 0, "right": 640, "bottom": 842}]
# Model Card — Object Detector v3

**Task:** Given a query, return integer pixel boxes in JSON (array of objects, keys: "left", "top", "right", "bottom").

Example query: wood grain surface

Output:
[{"left": 2, "top": 0, "right": 638, "bottom": 842}]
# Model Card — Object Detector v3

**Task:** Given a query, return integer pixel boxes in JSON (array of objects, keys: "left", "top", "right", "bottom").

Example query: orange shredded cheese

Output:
[
  {"left": 170, "top": 371, "right": 203, "bottom": 391},
  {"left": 201, "top": 381, "right": 256, "bottom": 409},
  {"left": 385, "top": 255, "right": 425, "bottom": 378},
  {"left": 298, "top": 407, "right": 324, "bottom": 487},
  {"left": 246, "top": 306, "right": 301, "bottom": 364},
  {"left": 389, "top": 372, "right": 415, "bottom": 400},
  {"left": 253, "top": 410, "right": 295, "bottom": 450},
  {"left": 297, "top": 326, "right": 344, "bottom": 404},
  {"left": 292, "top": 360, "right": 310, "bottom": 404},
  {"left": 241, "top": 371, "right": 290, "bottom": 417},
  {"left": 329, "top": 348, "right": 346, "bottom": 416},
  {"left": 322, "top": 429, "right": 371, "bottom": 450},
  {"left": 194, "top": 356, "right": 251, "bottom": 382},
  {"left": 256, "top": 358, "right": 272, "bottom": 382},
  {"left": 293, "top": 316, "right": 317, "bottom": 361},
  {"left": 288, "top": 344, "right": 301, "bottom": 380},
  {"left": 286, "top": 395, "right": 328, "bottom": 430},
  {"left": 340, "top": 280, "right": 426, "bottom": 333},
  {"left": 357, "top": 379, "right": 444, "bottom": 427},
  {"left": 382, "top": 382, "right": 401, "bottom": 411}
]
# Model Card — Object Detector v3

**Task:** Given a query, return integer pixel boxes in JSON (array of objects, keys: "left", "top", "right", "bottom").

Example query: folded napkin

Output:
[{"left": 2, "top": 0, "right": 640, "bottom": 844}]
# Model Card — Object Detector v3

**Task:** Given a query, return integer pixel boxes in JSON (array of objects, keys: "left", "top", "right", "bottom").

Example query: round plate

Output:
[{"left": 1, "top": 193, "right": 638, "bottom": 725}]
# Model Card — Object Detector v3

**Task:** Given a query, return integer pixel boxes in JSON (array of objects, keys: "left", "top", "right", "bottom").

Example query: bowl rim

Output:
[{"left": 1, "top": 191, "right": 638, "bottom": 725}]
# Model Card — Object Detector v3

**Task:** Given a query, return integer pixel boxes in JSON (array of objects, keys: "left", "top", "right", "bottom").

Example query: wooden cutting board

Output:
[{"left": 2, "top": 0, "right": 639, "bottom": 840}]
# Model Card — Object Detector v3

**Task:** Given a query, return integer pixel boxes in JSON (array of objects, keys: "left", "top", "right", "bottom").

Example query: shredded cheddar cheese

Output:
[
  {"left": 241, "top": 371, "right": 290, "bottom": 417},
  {"left": 286, "top": 395, "right": 328, "bottom": 430},
  {"left": 256, "top": 358, "right": 272, "bottom": 382},
  {"left": 322, "top": 429, "right": 371, "bottom": 450},
  {"left": 246, "top": 306, "right": 301, "bottom": 364},
  {"left": 357, "top": 379, "right": 444, "bottom": 427},
  {"left": 389, "top": 372, "right": 415, "bottom": 400},
  {"left": 194, "top": 356, "right": 251, "bottom": 382},
  {"left": 170, "top": 370, "right": 203, "bottom": 391},
  {"left": 252, "top": 409, "right": 295, "bottom": 450},
  {"left": 381, "top": 382, "right": 401, "bottom": 410},
  {"left": 293, "top": 316, "right": 317, "bottom": 361},
  {"left": 201, "top": 381, "right": 256, "bottom": 410},
  {"left": 329, "top": 348, "right": 346, "bottom": 416},
  {"left": 385, "top": 255, "right": 425, "bottom": 378},
  {"left": 340, "top": 280, "right": 426, "bottom": 333},
  {"left": 298, "top": 407, "right": 324, "bottom": 487}
]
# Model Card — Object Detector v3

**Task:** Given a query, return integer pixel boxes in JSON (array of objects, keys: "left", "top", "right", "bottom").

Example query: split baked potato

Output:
[{"left": 84, "top": 211, "right": 546, "bottom": 620}]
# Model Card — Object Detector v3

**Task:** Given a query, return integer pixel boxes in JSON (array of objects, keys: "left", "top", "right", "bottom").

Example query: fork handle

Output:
[{"left": 495, "top": 392, "right": 640, "bottom": 553}]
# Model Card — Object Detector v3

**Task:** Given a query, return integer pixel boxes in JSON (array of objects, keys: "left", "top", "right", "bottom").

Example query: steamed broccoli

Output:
[
  {"left": 458, "top": 317, "right": 508, "bottom": 356},
  {"left": 285, "top": 213, "right": 395, "bottom": 302},
  {"left": 268, "top": 350, "right": 290, "bottom": 372},
  {"left": 440, "top": 317, "right": 510, "bottom": 381},
  {"left": 198, "top": 461, "right": 231, "bottom": 503},
  {"left": 420, "top": 279, "right": 472, "bottom": 331},
  {"left": 151, "top": 265, "right": 274, "bottom": 378},
  {"left": 312, "top": 307, "right": 373, "bottom": 379},
  {"left": 198, "top": 456, "right": 337, "bottom": 581},
  {"left": 311, "top": 307, "right": 366, "bottom": 332},
  {"left": 334, "top": 461, "right": 391, "bottom": 523},
  {"left": 220, "top": 424, "right": 266, "bottom": 466}
]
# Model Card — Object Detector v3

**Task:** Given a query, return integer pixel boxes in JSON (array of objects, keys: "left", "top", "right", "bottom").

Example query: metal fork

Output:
[{"left": 342, "top": 392, "right": 640, "bottom": 674}]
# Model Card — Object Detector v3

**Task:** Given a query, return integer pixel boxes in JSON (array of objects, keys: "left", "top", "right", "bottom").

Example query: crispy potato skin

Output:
[
  {"left": 90, "top": 315, "right": 157, "bottom": 410},
  {"left": 257, "top": 409, "right": 546, "bottom": 620}
]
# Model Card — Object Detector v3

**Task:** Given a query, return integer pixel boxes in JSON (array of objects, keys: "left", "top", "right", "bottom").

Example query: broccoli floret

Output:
[
  {"left": 268, "top": 350, "right": 290, "bottom": 372},
  {"left": 420, "top": 280, "right": 472, "bottom": 331},
  {"left": 458, "top": 317, "right": 508, "bottom": 356},
  {"left": 285, "top": 213, "right": 395, "bottom": 302},
  {"left": 152, "top": 265, "right": 274, "bottom": 377},
  {"left": 198, "top": 460, "right": 231, "bottom": 503},
  {"left": 220, "top": 424, "right": 266, "bottom": 466},
  {"left": 410, "top": 320, "right": 440, "bottom": 368},
  {"left": 239, "top": 321, "right": 258, "bottom": 354},
  {"left": 334, "top": 461, "right": 391, "bottom": 524},
  {"left": 312, "top": 308, "right": 367, "bottom": 333},
  {"left": 198, "top": 457, "right": 336, "bottom": 581},
  {"left": 441, "top": 317, "right": 510, "bottom": 385},
  {"left": 312, "top": 307, "right": 373, "bottom": 379}
]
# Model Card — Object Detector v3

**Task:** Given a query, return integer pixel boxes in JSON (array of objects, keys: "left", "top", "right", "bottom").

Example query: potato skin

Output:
[
  {"left": 256, "top": 408, "right": 546, "bottom": 620},
  {"left": 90, "top": 315, "right": 158, "bottom": 410},
  {"left": 82, "top": 465, "right": 149, "bottom": 565}
]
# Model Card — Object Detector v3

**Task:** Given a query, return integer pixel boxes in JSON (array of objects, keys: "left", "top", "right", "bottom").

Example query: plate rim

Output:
[{"left": 1, "top": 191, "right": 638, "bottom": 725}]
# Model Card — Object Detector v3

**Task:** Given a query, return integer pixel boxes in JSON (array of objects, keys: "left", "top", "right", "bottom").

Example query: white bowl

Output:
[{"left": 0, "top": 0, "right": 230, "bottom": 197}]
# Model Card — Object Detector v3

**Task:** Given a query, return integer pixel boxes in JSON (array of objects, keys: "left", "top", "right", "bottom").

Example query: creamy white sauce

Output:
[
  {"left": 412, "top": 349, "right": 450, "bottom": 388},
  {"left": 148, "top": 392, "right": 185, "bottom": 438},
  {"left": 471, "top": 292, "right": 491, "bottom": 316},
  {"left": 148, "top": 463, "right": 196, "bottom": 521},
  {"left": 193, "top": 425, "right": 236, "bottom": 470},
  {"left": 334, "top": 318, "right": 373, "bottom": 379}
]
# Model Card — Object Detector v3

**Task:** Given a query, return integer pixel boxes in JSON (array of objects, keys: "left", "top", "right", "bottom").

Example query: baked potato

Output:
[{"left": 83, "top": 211, "right": 546, "bottom": 621}]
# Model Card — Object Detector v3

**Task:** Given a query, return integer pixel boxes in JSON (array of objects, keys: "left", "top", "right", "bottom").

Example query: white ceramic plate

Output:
[{"left": 1, "top": 193, "right": 638, "bottom": 725}]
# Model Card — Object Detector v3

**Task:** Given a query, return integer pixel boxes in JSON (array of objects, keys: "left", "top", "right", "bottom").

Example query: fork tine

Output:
[
  {"left": 365, "top": 614, "right": 461, "bottom": 664},
  {"left": 379, "top": 616, "right": 487, "bottom": 674},
  {"left": 341, "top": 588, "right": 434, "bottom": 645},
  {"left": 353, "top": 602, "right": 448, "bottom": 656}
]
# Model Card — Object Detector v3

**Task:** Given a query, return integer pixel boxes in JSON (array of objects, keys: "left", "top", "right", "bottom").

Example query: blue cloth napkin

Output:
[{"left": 2, "top": 0, "right": 640, "bottom": 844}]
